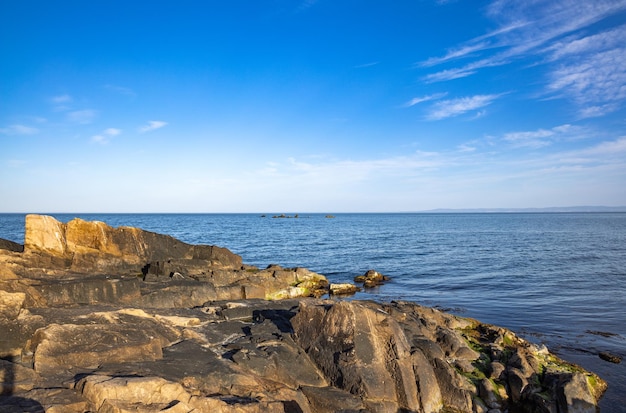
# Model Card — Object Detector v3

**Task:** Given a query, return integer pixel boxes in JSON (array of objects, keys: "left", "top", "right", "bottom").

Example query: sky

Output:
[{"left": 1, "top": 0, "right": 626, "bottom": 213}]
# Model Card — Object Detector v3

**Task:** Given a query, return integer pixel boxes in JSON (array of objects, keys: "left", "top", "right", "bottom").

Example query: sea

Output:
[{"left": 1, "top": 212, "right": 624, "bottom": 412}]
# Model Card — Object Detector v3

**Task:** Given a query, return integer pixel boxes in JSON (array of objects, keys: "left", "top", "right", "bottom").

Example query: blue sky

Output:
[{"left": 1, "top": 0, "right": 626, "bottom": 212}]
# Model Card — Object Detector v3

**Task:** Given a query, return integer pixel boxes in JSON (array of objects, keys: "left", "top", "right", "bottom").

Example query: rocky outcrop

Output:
[
  {"left": 23, "top": 214, "right": 243, "bottom": 274},
  {"left": 0, "top": 215, "right": 607, "bottom": 412},
  {"left": 1, "top": 215, "right": 330, "bottom": 307}
]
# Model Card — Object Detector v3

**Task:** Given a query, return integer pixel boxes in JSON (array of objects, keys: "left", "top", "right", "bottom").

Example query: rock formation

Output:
[{"left": 0, "top": 215, "right": 607, "bottom": 412}]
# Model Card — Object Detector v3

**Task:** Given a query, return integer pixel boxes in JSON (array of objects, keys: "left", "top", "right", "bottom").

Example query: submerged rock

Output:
[{"left": 599, "top": 351, "right": 622, "bottom": 364}]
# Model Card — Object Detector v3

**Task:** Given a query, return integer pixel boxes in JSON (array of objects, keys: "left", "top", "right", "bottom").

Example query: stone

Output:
[
  {"left": 24, "top": 214, "right": 67, "bottom": 256},
  {"left": 0, "top": 238, "right": 23, "bottom": 253},
  {"left": 353, "top": 269, "right": 389, "bottom": 288},
  {"left": 488, "top": 361, "right": 506, "bottom": 380},
  {"left": 478, "top": 378, "right": 502, "bottom": 410},
  {"left": 329, "top": 283, "right": 360, "bottom": 295},
  {"left": 300, "top": 385, "right": 365, "bottom": 413},
  {"left": 0, "top": 290, "right": 25, "bottom": 319},
  {"left": 507, "top": 367, "right": 528, "bottom": 403},
  {"left": 0, "top": 358, "right": 40, "bottom": 394},
  {"left": 23, "top": 320, "right": 177, "bottom": 375},
  {"left": 559, "top": 372, "right": 600, "bottom": 413}
]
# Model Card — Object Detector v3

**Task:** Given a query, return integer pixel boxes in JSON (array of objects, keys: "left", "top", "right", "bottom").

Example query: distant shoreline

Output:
[{"left": 418, "top": 206, "right": 626, "bottom": 213}]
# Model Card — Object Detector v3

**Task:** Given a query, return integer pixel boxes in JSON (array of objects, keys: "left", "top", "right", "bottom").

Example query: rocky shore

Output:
[{"left": 0, "top": 215, "right": 607, "bottom": 412}]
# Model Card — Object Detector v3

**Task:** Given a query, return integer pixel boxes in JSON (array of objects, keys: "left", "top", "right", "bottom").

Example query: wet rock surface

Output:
[{"left": 0, "top": 215, "right": 607, "bottom": 412}]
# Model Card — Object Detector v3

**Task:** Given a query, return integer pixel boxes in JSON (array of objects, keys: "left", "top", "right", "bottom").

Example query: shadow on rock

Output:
[{"left": 1, "top": 357, "right": 44, "bottom": 413}]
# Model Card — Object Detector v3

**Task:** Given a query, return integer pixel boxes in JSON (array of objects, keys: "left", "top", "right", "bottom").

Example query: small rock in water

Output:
[
  {"left": 354, "top": 269, "right": 390, "bottom": 288},
  {"left": 599, "top": 351, "right": 622, "bottom": 364},
  {"left": 330, "top": 283, "right": 360, "bottom": 296}
]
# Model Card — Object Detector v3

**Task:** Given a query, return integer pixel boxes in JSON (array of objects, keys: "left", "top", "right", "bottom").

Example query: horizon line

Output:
[{"left": 1, "top": 206, "right": 626, "bottom": 215}]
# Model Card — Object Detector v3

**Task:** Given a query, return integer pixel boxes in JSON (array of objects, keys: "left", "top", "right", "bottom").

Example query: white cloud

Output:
[
  {"left": 104, "top": 128, "right": 121, "bottom": 136},
  {"left": 423, "top": 67, "right": 477, "bottom": 83},
  {"left": 504, "top": 129, "right": 558, "bottom": 148},
  {"left": 91, "top": 128, "right": 122, "bottom": 144},
  {"left": 67, "top": 109, "right": 97, "bottom": 124},
  {"left": 457, "top": 144, "right": 477, "bottom": 152},
  {"left": 50, "top": 94, "right": 74, "bottom": 112},
  {"left": 544, "top": 25, "right": 626, "bottom": 61},
  {"left": 420, "top": 0, "right": 626, "bottom": 115},
  {"left": 404, "top": 93, "right": 447, "bottom": 107},
  {"left": 426, "top": 94, "right": 501, "bottom": 120},
  {"left": 51, "top": 94, "right": 72, "bottom": 103},
  {"left": 138, "top": 120, "right": 168, "bottom": 133},
  {"left": 502, "top": 124, "right": 587, "bottom": 148},
  {"left": 572, "top": 136, "right": 626, "bottom": 157},
  {"left": 547, "top": 46, "right": 626, "bottom": 117},
  {"left": 0, "top": 124, "right": 39, "bottom": 135}
]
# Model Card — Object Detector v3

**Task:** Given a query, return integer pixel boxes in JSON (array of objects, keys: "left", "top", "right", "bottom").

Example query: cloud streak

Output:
[
  {"left": 138, "top": 120, "right": 168, "bottom": 133},
  {"left": 502, "top": 124, "right": 582, "bottom": 148},
  {"left": 0, "top": 124, "right": 39, "bottom": 135},
  {"left": 104, "top": 84, "right": 137, "bottom": 97},
  {"left": 426, "top": 94, "right": 502, "bottom": 120},
  {"left": 404, "top": 93, "right": 447, "bottom": 107},
  {"left": 67, "top": 109, "right": 97, "bottom": 124}
]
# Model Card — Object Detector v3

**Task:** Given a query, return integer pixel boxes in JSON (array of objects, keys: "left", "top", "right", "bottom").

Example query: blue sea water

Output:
[{"left": 1, "top": 212, "right": 625, "bottom": 411}]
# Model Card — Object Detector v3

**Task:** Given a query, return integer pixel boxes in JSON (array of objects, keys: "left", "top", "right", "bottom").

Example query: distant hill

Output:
[{"left": 420, "top": 206, "right": 626, "bottom": 213}]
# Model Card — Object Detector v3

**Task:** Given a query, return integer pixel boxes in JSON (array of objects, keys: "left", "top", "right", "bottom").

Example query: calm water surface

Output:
[{"left": 1, "top": 212, "right": 624, "bottom": 411}]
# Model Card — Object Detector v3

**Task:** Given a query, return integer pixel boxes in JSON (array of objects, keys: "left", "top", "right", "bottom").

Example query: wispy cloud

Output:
[
  {"left": 546, "top": 43, "right": 626, "bottom": 118},
  {"left": 426, "top": 94, "right": 502, "bottom": 120},
  {"left": 67, "top": 109, "right": 97, "bottom": 124},
  {"left": 502, "top": 124, "right": 583, "bottom": 148},
  {"left": 50, "top": 94, "right": 73, "bottom": 111},
  {"left": 404, "top": 92, "right": 447, "bottom": 107},
  {"left": 543, "top": 25, "right": 626, "bottom": 61},
  {"left": 420, "top": 41, "right": 493, "bottom": 67},
  {"left": 138, "top": 120, "right": 168, "bottom": 133},
  {"left": 104, "top": 84, "right": 137, "bottom": 98},
  {"left": 91, "top": 128, "right": 121, "bottom": 144},
  {"left": 244, "top": 134, "right": 626, "bottom": 209},
  {"left": 420, "top": 0, "right": 626, "bottom": 115},
  {"left": 0, "top": 124, "right": 39, "bottom": 135},
  {"left": 354, "top": 62, "right": 380, "bottom": 69},
  {"left": 297, "top": 0, "right": 318, "bottom": 11},
  {"left": 51, "top": 94, "right": 72, "bottom": 104}
]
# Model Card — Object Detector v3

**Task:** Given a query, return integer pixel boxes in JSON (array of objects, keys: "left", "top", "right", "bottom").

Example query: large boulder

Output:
[{"left": 23, "top": 214, "right": 243, "bottom": 274}]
